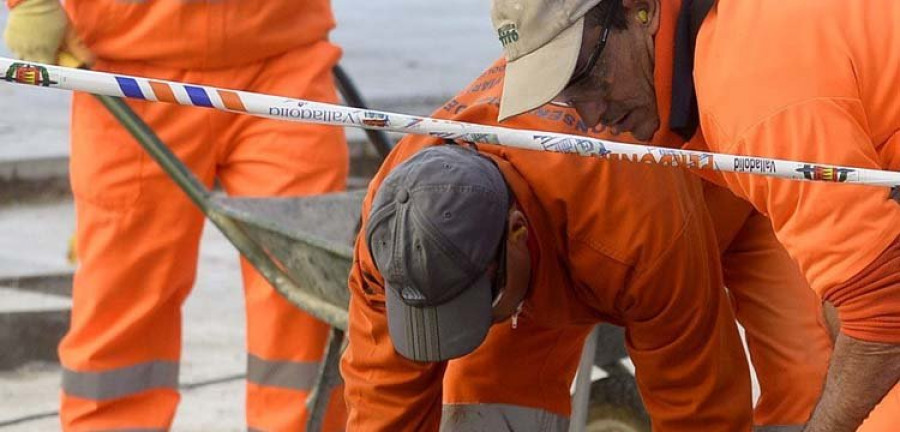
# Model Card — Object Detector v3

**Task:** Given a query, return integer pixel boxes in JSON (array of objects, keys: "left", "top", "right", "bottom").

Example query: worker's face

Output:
[
  {"left": 489, "top": 205, "right": 531, "bottom": 323},
  {"left": 553, "top": 0, "right": 661, "bottom": 141}
]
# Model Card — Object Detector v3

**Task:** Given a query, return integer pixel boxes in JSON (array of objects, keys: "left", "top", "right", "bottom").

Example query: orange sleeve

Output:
[
  {"left": 340, "top": 149, "right": 448, "bottom": 430},
  {"left": 620, "top": 212, "right": 753, "bottom": 431},
  {"left": 6, "top": 0, "right": 25, "bottom": 9},
  {"left": 702, "top": 100, "right": 900, "bottom": 295},
  {"left": 701, "top": 99, "right": 900, "bottom": 343},
  {"left": 827, "top": 233, "right": 900, "bottom": 344},
  {"left": 719, "top": 210, "right": 831, "bottom": 425}
]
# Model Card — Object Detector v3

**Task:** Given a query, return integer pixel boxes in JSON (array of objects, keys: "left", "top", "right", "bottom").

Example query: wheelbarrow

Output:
[{"left": 91, "top": 66, "right": 648, "bottom": 431}]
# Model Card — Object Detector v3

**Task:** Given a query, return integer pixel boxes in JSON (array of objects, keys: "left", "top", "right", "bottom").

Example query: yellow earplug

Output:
[
  {"left": 511, "top": 225, "right": 528, "bottom": 242},
  {"left": 638, "top": 9, "right": 650, "bottom": 24}
]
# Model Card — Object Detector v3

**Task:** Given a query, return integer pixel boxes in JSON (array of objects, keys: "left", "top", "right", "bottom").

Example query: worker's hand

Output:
[{"left": 3, "top": 0, "right": 93, "bottom": 67}]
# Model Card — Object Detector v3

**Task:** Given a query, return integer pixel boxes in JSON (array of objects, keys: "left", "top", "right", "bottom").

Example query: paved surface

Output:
[
  {"left": 333, "top": 0, "right": 498, "bottom": 103},
  {"left": 0, "top": 288, "right": 68, "bottom": 313},
  {"left": 0, "top": 200, "right": 248, "bottom": 430}
]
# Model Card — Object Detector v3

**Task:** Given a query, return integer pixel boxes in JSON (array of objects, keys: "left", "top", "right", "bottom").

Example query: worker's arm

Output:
[
  {"left": 805, "top": 236, "right": 900, "bottom": 431},
  {"left": 620, "top": 212, "right": 753, "bottom": 431},
  {"left": 340, "top": 221, "right": 447, "bottom": 431},
  {"left": 806, "top": 334, "right": 900, "bottom": 431}
]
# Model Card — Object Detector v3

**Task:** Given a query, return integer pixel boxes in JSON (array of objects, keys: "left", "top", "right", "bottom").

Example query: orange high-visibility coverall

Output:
[
  {"left": 53, "top": 1, "right": 348, "bottom": 430},
  {"left": 345, "top": 55, "right": 830, "bottom": 429},
  {"left": 341, "top": 63, "right": 756, "bottom": 431},
  {"left": 692, "top": 1, "right": 900, "bottom": 428}
]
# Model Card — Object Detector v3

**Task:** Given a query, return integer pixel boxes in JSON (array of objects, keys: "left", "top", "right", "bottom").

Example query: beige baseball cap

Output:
[{"left": 491, "top": 0, "right": 604, "bottom": 121}]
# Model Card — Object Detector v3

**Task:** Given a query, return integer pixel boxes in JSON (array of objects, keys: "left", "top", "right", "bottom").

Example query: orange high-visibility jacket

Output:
[{"left": 693, "top": 0, "right": 900, "bottom": 343}]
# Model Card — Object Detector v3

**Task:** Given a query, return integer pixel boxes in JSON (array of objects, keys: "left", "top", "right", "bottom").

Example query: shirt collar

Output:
[{"left": 669, "top": 0, "right": 716, "bottom": 141}]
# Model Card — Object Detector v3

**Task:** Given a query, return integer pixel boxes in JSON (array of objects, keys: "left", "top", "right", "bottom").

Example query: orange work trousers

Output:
[
  {"left": 438, "top": 183, "right": 833, "bottom": 429},
  {"left": 58, "top": 41, "right": 348, "bottom": 431}
]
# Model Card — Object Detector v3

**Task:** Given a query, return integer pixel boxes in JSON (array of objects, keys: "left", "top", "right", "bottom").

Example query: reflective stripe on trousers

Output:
[
  {"left": 246, "top": 354, "right": 321, "bottom": 391},
  {"left": 754, "top": 426, "right": 804, "bottom": 432},
  {"left": 440, "top": 404, "right": 569, "bottom": 432},
  {"left": 62, "top": 361, "right": 179, "bottom": 401},
  {"left": 92, "top": 429, "right": 167, "bottom": 432}
]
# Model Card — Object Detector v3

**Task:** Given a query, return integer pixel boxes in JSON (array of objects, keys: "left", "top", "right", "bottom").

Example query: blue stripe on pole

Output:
[
  {"left": 184, "top": 86, "right": 213, "bottom": 107},
  {"left": 115, "top": 77, "right": 145, "bottom": 99}
]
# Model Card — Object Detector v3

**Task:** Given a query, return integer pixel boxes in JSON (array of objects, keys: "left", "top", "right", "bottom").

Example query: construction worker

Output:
[
  {"left": 340, "top": 52, "right": 775, "bottom": 432},
  {"left": 343, "top": 54, "right": 832, "bottom": 430},
  {"left": 488, "top": 0, "right": 900, "bottom": 430},
  {"left": 3, "top": 0, "right": 347, "bottom": 430},
  {"left": 342, "top": 141, "right": 753, "bottom": 431}
]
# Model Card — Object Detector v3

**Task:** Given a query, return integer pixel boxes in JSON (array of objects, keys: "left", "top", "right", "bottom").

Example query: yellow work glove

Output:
[
  {"left": 66, "top": 232, "right": 78, "bottom": 266},
  {"left": 3, "top": 0, "right": 93, "bottom": 67}
]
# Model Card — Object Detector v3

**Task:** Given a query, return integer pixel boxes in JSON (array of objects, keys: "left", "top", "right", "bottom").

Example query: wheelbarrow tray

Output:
[{"left": 206, "top": 190, "right": 366, "bottom": 329}]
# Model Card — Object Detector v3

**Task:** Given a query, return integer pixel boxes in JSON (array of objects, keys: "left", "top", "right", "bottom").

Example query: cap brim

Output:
[
  {"left": 498, "top": 17, "right": 584, "bottom": 122},
  {"left": 386, "top": 272, "right": 493, "bottom": 362}
]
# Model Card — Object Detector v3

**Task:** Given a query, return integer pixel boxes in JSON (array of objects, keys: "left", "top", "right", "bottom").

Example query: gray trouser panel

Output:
[{"left": 440, "top": 403, "right": 569, "bottom": 432}]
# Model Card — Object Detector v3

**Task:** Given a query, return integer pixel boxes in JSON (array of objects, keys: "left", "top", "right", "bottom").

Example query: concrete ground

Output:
[{"left": 0, "top": 200, "right": 249, "bottom": 431}]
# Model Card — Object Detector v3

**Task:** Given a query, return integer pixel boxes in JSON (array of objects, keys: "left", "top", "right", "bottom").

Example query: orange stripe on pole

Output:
[
  {"left": 218, "top": 90, "right": 247, "bottom": 112},
  {"left": 149, "top": 81, "right": 177, "bottom": 103}
]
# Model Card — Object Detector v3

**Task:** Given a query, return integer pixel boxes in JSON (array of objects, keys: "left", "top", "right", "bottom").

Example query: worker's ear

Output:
[{"left": 623, "top": 0, "right": 661, "bottom": 36}]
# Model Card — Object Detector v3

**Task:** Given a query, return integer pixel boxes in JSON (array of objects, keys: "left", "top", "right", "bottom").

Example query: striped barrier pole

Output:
[{"left": 2, "top": 57, "right": 899, "bottom": 188}]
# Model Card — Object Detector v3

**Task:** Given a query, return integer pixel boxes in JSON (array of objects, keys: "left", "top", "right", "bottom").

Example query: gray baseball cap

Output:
[{"left": 365, "top": 145, "right": 510, "bottom": 362}]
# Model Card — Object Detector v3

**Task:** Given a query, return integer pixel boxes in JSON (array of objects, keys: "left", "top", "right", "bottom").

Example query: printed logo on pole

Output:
[
  {"left": 498, "top": 24, "right": 520, "bottom": 47},
  {"left": 3, "top": 63, "right": 57, "bottom": 87},
  {"left": 534, "top": 135, "right": 610, "bottom": 156},
  {"left": 795, "top": 164, "right": 855, "bottom": 182},
  {"left": 362, "top": 112, "right": 390, "bottom": 128}
]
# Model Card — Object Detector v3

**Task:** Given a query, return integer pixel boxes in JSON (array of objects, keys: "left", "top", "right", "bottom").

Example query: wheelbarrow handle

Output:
[{"left": 332, "top": 64, "right": 394, "bottom": 159}]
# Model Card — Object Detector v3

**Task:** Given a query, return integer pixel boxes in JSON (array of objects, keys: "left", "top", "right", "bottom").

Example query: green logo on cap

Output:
[{"left": 498, "top": 24, "right": 519, "bottom": 47}]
